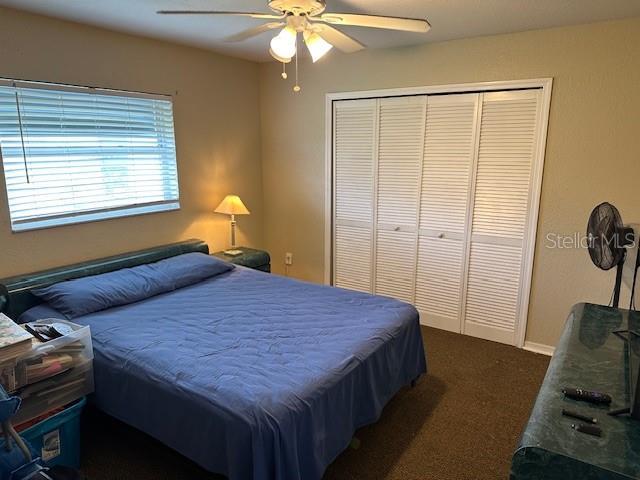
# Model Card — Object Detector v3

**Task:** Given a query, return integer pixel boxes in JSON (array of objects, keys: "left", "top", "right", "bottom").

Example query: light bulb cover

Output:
[
  {"left": 303, "top": 30, "right": 333, "bottom": 63},
  {"left": 270, "top": 48, "right": 293, "bottom": 63},
  {"left": 270, "top": 27, "right": 297, "bottom": 62}
]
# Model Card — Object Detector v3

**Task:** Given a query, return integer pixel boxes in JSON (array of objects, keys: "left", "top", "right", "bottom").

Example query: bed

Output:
[{"left": 0, "top": 240, "right": 427, "bottom": 480}]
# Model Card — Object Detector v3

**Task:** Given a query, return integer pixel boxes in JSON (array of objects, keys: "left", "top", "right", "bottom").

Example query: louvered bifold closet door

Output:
[
  {"left": 333, "top": 99, "right": 377, "bottom": 292},
  {"left": 416, "top": 94, "right": 479, "bottom": 333},
  {"left": 374, "top": 97, "right": 427, "bottom": 303},
  {"left": 463, "top": 90, "right": 542, "bottom": 345}
]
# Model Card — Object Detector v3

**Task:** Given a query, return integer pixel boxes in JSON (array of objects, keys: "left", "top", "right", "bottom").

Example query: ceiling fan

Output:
[{"left": 158, "top": 0, "right": 430, "bottom": 92}]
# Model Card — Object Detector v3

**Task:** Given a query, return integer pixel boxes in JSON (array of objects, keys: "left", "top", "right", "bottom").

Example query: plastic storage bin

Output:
[
  {"left": 0, "top": 320, "right": 94, "bottom": 425},
  {"left": 14, "top": 360, "right": 93, "bottom": 426},
  {"left": 13, "top": 320, "right": 93, "bottom": 391},
  {"left": 20, "top": 397, "right": 86, "bottom": 469},
  {"left": 0, "top": 320, "right": 93, "bottom": 393}
]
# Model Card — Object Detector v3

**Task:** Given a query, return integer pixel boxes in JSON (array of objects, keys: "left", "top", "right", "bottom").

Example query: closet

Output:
[{"left": 331, "top": 86, "right": 548, "bottom": 346}]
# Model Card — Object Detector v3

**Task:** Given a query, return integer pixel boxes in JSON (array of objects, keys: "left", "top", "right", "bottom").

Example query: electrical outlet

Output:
[{"left": 285, "top": 252, "right": 293, "bottom": 265}]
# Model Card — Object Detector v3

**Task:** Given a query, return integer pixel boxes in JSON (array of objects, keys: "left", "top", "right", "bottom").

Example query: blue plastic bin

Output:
[{"left": 19, "top": 397, "right": 86, "bottom": 469}]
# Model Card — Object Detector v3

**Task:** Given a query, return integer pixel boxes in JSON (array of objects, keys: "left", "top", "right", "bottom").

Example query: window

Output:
[{"left": 0, "top": 80, "right": 180, "bottom": 232}]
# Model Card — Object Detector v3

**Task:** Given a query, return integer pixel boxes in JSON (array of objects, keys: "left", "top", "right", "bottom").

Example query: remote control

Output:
[
  {"left": 562, "top": 409, "right": 598, "bottom": 424},
  {"left": 572, "top": 423, "right": 602, "bottom": 437},
  {"left": 562, "top": 388, "right": 612, "bottom": 405}
]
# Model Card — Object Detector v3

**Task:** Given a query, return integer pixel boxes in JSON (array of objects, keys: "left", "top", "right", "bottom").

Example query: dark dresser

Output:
[
  {"left": 511, "top": 303, "right": 640, "bottom": 479},
  {"left": 213, "top": 247, "right": 271, "bottom": 273}
]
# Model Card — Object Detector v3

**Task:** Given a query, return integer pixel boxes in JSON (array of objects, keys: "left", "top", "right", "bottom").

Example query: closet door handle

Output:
[
  {"left": 438, "top": 232, "right": 445, "bottom": 239},
  {"left": 394, "top": 226, "right": 400, "bottom": 232}
]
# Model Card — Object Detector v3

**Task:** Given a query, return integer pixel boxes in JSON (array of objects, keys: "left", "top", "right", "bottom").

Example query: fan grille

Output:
[{"left": 587, "top": 202, "right": 624, "bottom": 270}]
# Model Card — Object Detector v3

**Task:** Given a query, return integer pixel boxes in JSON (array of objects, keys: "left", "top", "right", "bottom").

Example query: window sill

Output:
[{"left": 11, "top": 201, "right": 180, "bottom": 233}]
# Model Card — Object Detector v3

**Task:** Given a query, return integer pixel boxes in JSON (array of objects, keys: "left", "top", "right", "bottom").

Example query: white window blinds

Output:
[{"left": 0, "top": 80, "right": 180, "bottom": 231}]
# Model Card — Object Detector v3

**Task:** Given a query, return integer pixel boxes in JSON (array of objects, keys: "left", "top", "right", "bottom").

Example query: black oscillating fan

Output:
[{"left": 587, "top": 202, "right": 635, "bottom": 308}]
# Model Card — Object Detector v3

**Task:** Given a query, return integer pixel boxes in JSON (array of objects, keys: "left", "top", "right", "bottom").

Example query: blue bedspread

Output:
[{"left": 22, "top": 267, "right": 426, "bottom": 480}]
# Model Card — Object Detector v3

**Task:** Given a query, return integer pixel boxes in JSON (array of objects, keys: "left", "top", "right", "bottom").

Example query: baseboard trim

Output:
[{"left": 523, "top": 341, "right": 555, "bottom": 356}]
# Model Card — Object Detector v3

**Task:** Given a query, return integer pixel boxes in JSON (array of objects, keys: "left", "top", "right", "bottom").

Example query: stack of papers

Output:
[{"left": 0, "top": 313, "right": 34, "bottom": 364}]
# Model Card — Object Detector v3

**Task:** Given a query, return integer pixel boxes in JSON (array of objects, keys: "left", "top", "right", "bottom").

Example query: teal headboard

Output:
[{"left": 0, "top": 239, "right": 209, "bottom": 320}]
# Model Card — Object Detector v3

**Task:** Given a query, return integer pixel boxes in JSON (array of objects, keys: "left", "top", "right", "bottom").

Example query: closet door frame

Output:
[{"left": 325, "top": 78, "right": 553, "bottom": 348}]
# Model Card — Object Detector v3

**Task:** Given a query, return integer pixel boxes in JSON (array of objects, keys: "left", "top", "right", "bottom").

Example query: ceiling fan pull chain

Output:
[
  {"left": 293, "top": 36, "right": 301, "bottom": 93},
  {"left": 282, "top": 62, "right": 288, "bottom": 79}
]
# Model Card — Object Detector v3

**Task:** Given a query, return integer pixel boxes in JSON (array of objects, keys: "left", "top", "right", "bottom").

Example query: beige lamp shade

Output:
[{"left": 215, "top": 195, "right": 250, "bottom": 216}]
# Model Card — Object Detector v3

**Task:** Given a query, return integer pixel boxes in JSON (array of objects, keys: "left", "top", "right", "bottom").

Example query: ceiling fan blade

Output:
[
  {"left": 312, "top": 24, "right": 364, "bottom": 54},
  {"left": 225, "top": 22, "right": 285, "bottom": 42},
  {"left": 157, "top": 11, "right": 285, "bottom": 20},
  {"left": 319, "top": 13, "right": 430, "bottom": 33}
]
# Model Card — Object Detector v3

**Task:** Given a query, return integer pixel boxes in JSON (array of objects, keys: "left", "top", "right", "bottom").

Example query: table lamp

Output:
[{"left": 215, "top": 194, "right": 250, "bottom": 256}]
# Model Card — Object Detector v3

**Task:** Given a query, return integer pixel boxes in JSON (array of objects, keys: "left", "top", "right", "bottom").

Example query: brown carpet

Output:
[{"left": 80, "top": 326, "right": 549, "bottom": 480}]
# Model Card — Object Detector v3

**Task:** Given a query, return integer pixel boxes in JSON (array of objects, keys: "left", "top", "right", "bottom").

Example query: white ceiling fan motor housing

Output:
[{"left": 269, "top": 0, "right": 327, "bottom": 16}]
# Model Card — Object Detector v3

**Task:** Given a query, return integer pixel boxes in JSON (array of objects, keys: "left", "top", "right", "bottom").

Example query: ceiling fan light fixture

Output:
[
  {"left": 303, "top": 30, "right": 333, "bottom": 63},
  {"left": 269, "top": 26, "right": 297, "bottom": 62},
  {"left": 157, "top": 2, "right": 431, "bottom": 92}
]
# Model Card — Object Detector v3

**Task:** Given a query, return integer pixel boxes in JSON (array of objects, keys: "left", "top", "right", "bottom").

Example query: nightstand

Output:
[{"left": 213, "top": 247, "right": 271, "bottom": 273}]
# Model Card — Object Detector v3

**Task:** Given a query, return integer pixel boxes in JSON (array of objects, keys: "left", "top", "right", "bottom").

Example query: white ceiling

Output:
[{"left": 2, "top": 0, "right": 640, "bottom": 62}]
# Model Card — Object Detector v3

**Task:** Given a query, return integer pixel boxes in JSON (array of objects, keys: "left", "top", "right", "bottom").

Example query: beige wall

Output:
[
  {"left": 0, "top": 7, "right": 263, "bottom": 278},
  {"left": 259, "top": 17, "right": 640, "bottom": 347}
]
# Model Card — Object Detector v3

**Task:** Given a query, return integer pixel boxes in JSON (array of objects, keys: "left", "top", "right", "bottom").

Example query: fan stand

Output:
[
  {"left": 630, "top": 241, "right": 640, "bottom": 311},
  {"left": 611, "top": 225, "right": 635, "bottom": 309},
  {"left": 612, "top": 231, "right": 640, "bottom": 310},
  {"left": 613, "top": 256, "right": 626, "bottom": 309}
]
